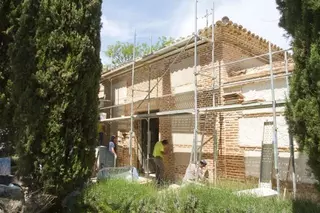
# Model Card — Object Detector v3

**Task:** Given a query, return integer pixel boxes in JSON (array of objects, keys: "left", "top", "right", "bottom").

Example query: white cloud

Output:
[
  {"left": 101, "top": 15, "right": 170, "bottom": 42},
  {"left": 100, "top": 14, "right": 169, "bottom": 64},
  {"left": 136, "top": 20, "right": 169, "bottom": 35},
  {"left": 101, "top": 16, "right": 132, "bottom": 40},
  {"left": 170, "top": 0, "right": 291, "bottom": 49}
]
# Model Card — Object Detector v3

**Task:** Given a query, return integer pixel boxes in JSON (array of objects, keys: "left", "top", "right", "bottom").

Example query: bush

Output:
[
  {"left": 75, "top": 180, "right": 157, "bottom": 213},
  {"left": 74, "top": 180, "right": 320, "bottom": 213}
]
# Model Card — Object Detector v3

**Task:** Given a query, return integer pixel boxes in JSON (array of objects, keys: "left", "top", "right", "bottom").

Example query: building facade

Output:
[{"left": 99, "top": 17, "right": 315, "bottom": 186}]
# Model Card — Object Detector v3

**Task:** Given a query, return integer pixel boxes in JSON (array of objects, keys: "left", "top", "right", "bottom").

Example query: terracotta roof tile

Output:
[
  {"left": 105, "top": 16, "right": 287, "bottom": 73},
  {"left": 198, "top": 16, "right": 282, "bottom": 51}
]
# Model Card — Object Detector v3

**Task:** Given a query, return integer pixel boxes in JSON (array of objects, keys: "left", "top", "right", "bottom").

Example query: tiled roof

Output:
[
  {"left": 103, "top": 16, "right": 285, "bottom": 74},
  {"left": 199, "top": 16, "right": 282, "bottom": 51}
]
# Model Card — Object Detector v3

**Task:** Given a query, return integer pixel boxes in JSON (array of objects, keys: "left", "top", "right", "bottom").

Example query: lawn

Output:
[{"left": 72, "top": 179, "right": 320, "bottom": 213}]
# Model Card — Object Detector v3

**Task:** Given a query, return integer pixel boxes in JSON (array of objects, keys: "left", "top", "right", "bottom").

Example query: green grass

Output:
[{"left": 73, "top": 179, "right": 320, "bottom": 213}]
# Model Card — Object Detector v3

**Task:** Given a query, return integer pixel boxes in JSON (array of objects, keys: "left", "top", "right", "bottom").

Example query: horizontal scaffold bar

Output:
[{"left": 100, "top": 100, "right": 285, "bottom": 122}]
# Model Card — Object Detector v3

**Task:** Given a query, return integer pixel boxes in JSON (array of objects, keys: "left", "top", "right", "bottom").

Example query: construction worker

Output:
[
  {"left": 183, "top": 159, "right": 209, "bottom": 184},
  {"left": 198, "top": 160, "right": 209, "bottom": 182},
  {"left": 109, "top": 135, "right": 117, "bottom": 158},
  {"left": 152, "top": 140, "right": 169, "bottom": 186}
]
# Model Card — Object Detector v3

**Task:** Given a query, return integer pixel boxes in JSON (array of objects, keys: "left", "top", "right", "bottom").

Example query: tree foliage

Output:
[
  {"left": 276, "top": 0, "right": 320, "bottom": 187},
  {"left": 105, "top": 36, "right": 175, "bottom": 66},
  {"left": 0, "top": 0, "right": 21, "bottom": 157},
  {"left": 10, "top": 0, "right": 102, "bottom": 197}
]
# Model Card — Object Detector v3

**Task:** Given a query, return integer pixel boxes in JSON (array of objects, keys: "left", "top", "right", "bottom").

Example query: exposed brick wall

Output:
[{"left": 100, "top": 36, "right": 294, "bottom": 183}]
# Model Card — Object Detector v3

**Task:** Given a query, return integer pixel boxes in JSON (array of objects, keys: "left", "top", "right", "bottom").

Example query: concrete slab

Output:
[
  {"left": 149, "top": 173, "right": 156, "bottom": 178},
  {"left": 235, "top": 187, "right": 278, "bottom": 198}
]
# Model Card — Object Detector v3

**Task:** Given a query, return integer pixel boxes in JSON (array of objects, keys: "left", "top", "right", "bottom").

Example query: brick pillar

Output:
[
  {"left": 221, "top": 111, "right": 245, "bottom": 179},
  {"left": 159, "top": 60, "right": 176, "bottom": 182}
]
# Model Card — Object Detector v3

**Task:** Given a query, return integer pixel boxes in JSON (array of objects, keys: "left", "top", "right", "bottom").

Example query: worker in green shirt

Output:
[{"left": 152, "top": 140, "right": 169, "bottom": 185}]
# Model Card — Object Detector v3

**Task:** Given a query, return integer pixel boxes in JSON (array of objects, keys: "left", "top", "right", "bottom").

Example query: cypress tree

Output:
[
  {"left": 0, "top": 0, "right": 21, "bottom": 156},
  {"left": 0, "top": 0, "right": 12, "bottom": 155},
  {"left": 10, "top": 0, "right": 42, "bottom": 187},
  {"left": 276, "top": 1, "right": 320, "bottom": 188},
  {"left": 11, "top": 0, "right": 102, "bottom": 196}
]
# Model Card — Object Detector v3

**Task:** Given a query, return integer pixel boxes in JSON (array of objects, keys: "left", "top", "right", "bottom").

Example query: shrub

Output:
[{"left": 74, "top": 180, "right": 320, "bottom": 213}]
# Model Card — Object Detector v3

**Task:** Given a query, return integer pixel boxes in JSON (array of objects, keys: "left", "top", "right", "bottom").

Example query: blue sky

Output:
[{"left": 100, "top": 0, "right": 291, "bottom": 65}]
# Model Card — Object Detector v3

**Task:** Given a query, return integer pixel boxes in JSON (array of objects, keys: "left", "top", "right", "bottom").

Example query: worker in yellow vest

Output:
[{"left": 152, "top": 140, "right": 169, "bottom": 185}]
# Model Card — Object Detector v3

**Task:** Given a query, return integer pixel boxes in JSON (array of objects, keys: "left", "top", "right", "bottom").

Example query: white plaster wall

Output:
[
  {"left": 244, "top": 151, "right": 316, "bottom": 184},
  {"left": 238, "top": 115, "right": 296, "bottom": 147},
  {"left": 170, "top": 56, "right": 199, "bottom": 94},
  {"left": 225, "top": 78, "right": 288, "bottom": 114},
  {"left": 171, "top": 115, "right": 201, "bottom": 151},
  {"left": 98, "top": 84, "right": 105, "bottom": 99},
  {"left": 172, "top": 133, "right": 201, "bottom": 146},
  {"left": 242, "top": 78, "right": 288, "bottom": 102},
  {"left": 113, "top": 81, "right": 127, "bottom": 105}
]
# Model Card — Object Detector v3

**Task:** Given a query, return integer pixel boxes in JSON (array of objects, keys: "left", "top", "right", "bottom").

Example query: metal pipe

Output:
[
  {"left": 133, "top": 89, "right": 149, "bottom": 93},
  {"left": 99, "top": 73, "right": 292, "bottom": 111},
  {"left": 129, "top": 31, "right": 136, "bottom": 168},
  {"left": 150, "top": 35, "right": 153, "bottom": 53},
  {"left": 196, "top": 35, "right": 213, "bottom": 43},
  {"left": 285, "top": 52, "right": 290, "bottom": 96},
  {"left": 285, "top": 51, "right": 296, "bottom": 199},
  {"left": 135, "top": 37, "right": 194, "bottom": 112},
  {"left": 212, "top": 0, "right": 217, "bottom": 187},
  {"left": 269, "top": 42, "right": 280, "bottom": 196},
  {"left": 146, "top": 37, "right": 153, "bottom": 178},
  {"left": 206, "top": 9, "right": 209, "bottom": 27},
  {"left": 214, "top": 128, "right": 218, "bottom": 186},
  {"left": 102, "top": 47, "right": 292, "bottom": 81},
  {"left": 147, "top": 67, "right": 151, "bottom": 178},
  {"left": 208, "top": 48, "right": 293, "bottom": 71},
  {"left": 212, "top": 1, "right": 215, "bottom": 107},
  {"left": 110, "top": 79, "right": 113, "bottom": 118},
  {"left": 100, "top": 100, "right": 286, "bottom": 122},
  {"left": 196, "top": 72, "right": 213, "bottom": 78},
  {"left": 193, "top": 0, "right": 199, "bottom": 165},
  {"left": 289, "top": 134, "right": 296, "bottom": 199},
  {"left": 223, "top": 73, "right": 292, "bottom": 88},
  {"left": 101, "top": 36, "right": 196, "bottom": 79}
]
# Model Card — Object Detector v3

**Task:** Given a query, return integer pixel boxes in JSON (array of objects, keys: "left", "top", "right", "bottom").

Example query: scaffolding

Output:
[{"left": 99, "top": 0, "right": 297, "bottom": 198}]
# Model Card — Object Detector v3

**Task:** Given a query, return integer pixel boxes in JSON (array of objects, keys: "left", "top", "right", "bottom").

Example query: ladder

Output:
[
  {"left": 198, "top": 110, "right": 210, "bottom": 161},
  {"left": 189, "top": 110, "right": 209, "bottom": 164},
  {"left": 259, "top": 121, "right": 274, "bottom": 189},
  {"left": 184, "top": 110, "right": 209, "bottom": 182}
]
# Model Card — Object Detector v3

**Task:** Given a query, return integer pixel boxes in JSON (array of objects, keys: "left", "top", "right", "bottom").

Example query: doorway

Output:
[{"left": 140, "top": 112, "right": 159, "bottom": 173}]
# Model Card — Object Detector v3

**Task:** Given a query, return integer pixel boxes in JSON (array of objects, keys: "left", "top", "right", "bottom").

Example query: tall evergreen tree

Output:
[
  {"left": 276, "top": 0, "right": 320, "bottom": 187},
  {"left": 11, "top": 0, "right": 102, "bottom": 196},
  {"left": 0, "top": 0, "right": 12, "bottom": 156},
  {"left": 0, "top": 0, "right": 21, "bottom": 156}
]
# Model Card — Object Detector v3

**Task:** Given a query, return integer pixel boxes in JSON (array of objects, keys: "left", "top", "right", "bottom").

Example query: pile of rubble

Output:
[{"left": 0, "top": 175, "right": 55, "bottom": 213}]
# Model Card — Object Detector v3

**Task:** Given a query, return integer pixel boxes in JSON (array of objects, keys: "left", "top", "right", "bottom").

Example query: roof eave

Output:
[{"left": 100, "top": 36, "right": 195, "bottom": 80}]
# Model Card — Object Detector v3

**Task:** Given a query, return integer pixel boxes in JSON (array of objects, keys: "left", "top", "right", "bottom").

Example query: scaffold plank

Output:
[{"left": 100, "top": 100, "right": 285, "bottom": 122}]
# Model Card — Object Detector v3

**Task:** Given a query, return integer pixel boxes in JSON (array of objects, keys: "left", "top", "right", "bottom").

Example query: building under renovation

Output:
[{"left": 99, "top": 17, "right": 315, "bottom": 187}]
